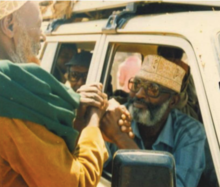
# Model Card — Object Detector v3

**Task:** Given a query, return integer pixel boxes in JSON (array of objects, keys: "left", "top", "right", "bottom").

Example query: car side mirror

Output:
[{"left": 112, "top": 150, "right": 176, "bottom": 187}]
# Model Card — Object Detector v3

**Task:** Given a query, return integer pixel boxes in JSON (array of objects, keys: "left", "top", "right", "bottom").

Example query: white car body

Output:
[{"left": 40, "top": 1, "right": 220, "bottom": 186}]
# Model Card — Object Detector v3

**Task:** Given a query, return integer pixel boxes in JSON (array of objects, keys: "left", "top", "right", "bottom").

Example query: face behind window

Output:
[
  {"left": 68, "top": 66, "right": 89, "bottom": 91},
  {"left": 57, "top": 47, "right": 76, "bottom": 73}
]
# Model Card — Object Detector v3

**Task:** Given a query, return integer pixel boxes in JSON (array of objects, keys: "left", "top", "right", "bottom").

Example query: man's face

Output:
[
  {"left": 13, "top": 2, "right": 44, "bottom": 63},
  {"left": 57, "top": 48, "right": 75, "bottom": 73},
  {"left": 68, "top": 66, "right": 89, "bottom": 91},
  {"left": 128, "top": 77, "right": 173, "bottom": 126}
]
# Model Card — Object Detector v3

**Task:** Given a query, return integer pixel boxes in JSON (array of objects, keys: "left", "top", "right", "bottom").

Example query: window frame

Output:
[
  {"left": 41, "top": 42, "right": 58, "bottom": 73},
  {"left": 40, "top": 34, "right": 104, "bottom": 84},
  {"left": 95, "top": 34, "right": 220, "bottom": 182}
]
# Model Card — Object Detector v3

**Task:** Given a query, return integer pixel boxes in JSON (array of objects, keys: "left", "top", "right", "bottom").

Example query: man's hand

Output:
[
  {"left": 77, "top": 83, "right": 106, "bottom": 108},
  {"left": 118, "top": 105, "right": 135, "bottom": 139},
  {"left": 76, "top": 83, "right": 106, "bottom": 119},
  {"left": 85, "top": 100, "right": 108, "bottom": 128},
  {"left": 74, "top": 83, "right": 107, "bottom": 131},
  {"left": 100, "top": 99, "right": 138, "bottom": 149}
]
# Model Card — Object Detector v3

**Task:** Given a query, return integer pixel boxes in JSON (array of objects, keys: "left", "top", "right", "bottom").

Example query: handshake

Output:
[{"left": 74, "top": 83, "right": 135, "bottom": 145}]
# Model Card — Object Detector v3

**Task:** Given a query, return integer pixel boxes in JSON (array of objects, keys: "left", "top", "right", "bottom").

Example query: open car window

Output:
[
  {"left": 100, "top": 40, "right": 218, "bottom": 187},
  {"left": 103, "top": 43, "right": 201, "bottom": 120},
  {"left": 50, "top": 42, "right": 95, "bottom": 86}
]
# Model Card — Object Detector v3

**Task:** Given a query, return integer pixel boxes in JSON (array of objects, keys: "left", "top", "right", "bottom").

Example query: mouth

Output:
[
  {"left": 38, "top": 43, "right": 42, "bottom": 52},
  {"left": 38, "top": 44, "right": 41, "bottom": 53},
  {"left": 133, "top": 101, "right": 148, "bottom": 109}
]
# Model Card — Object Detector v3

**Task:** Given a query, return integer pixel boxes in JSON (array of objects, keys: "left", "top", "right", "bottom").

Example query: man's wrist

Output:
[
  {"left": 113, "top": 133, "right": 139, "bottom": 149},
  {"left": 73, "top": 118, "right": 86, "bottom": 132},
  {"left": 86, "top": 113, "right": 100, "bottom": 127}
]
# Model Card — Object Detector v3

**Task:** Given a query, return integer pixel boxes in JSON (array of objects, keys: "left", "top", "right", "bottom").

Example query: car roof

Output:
[
  {"left": 71, "top": 0, "right": 220, "bottom": 13},
  {"left": 119, "top": 11, "right": 220, "bottom": 35},
  {"left": 49, "top": 10, "right": 220, "bottom": 39}
]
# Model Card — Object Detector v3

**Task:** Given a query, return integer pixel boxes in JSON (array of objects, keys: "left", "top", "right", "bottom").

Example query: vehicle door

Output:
[{"left": 92, "top": 33, "right": 220, "bottom": 186}]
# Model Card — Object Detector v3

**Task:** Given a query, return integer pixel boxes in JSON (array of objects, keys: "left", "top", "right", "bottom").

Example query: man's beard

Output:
[
  {"left": 128, "top": 97, "right": 171, "bottom": 127},
  {"left": 12, "top": 26, "right": 40, "bottom": 63}
]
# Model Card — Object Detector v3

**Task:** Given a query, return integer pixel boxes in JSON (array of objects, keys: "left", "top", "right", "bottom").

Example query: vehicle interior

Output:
[
  {"left": 101, "top": 43, "right": 218, "bottom": 187},
  {"left": 106, "top": 44, "right": 218, "bottom": 187},
  {"left": 51, "top": 42, "right": 95, "bottom": 84},
  {"left": 49, "top": 41, "right": 218, "bottom": 187}
]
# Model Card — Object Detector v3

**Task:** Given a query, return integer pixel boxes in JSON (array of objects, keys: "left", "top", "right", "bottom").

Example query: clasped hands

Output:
[{"left": 75, "top": 83, "right": 134, "bottom": 143}]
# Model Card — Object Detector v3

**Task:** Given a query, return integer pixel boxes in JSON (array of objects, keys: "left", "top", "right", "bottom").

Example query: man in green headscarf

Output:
[{"left": 0, "top": 1, "right": 133, "bottom": 187}]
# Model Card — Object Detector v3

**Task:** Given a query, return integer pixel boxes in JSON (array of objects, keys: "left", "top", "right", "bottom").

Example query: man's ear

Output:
[
  {"left": 169, "top": 94, "right": 180, "bottom": 109},
  {"left": 0, "top": 14, "right": 15, "bottom": 38}
]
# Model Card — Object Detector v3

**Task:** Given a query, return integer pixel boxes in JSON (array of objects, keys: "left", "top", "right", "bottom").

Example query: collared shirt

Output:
[{"left": 104, "top": 109, "right": 206, "bottom": 187}]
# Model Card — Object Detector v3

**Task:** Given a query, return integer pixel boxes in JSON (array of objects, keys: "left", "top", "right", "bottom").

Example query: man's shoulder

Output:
[
  {"left": 171, "top": 109, "right": 205, "bottom": 138},
  {"left": 0, "top": 59, "right": 13, "bottom": 64},
  {"left": 0, "top": 60, "right": 52, "bottom": 83},
  {"left": 0, "top": 59, "right": 41, "bottom": 72},
  {"left": 0, "top": 59, "right": 13, "bottom": 70},
  {"left": 171, "top": 109, "right": 202, "bottom": 125}
]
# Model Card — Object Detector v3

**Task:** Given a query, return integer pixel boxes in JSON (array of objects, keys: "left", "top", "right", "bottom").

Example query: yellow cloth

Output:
[{"left": 0, "top": 117, "right": 108, "bottom": 187}]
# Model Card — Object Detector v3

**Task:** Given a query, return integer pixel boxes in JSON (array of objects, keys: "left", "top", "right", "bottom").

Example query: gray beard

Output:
[
  {"left": 14, "top": 32, "right": 28, "bottom": 63},
  {"left": 10, "top": 53, "right": 24, "bottom": 64},
  {"left": 12, "top": 23, "right": 39, "bottom": 63},
  {"left": 128, "top": 98, "right": 171, "bottom": 127}
]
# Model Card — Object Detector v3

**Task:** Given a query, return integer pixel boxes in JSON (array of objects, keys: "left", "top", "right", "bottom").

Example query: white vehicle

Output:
[{"left": 40, "top": 1, "right": 220, "bottom": 186}]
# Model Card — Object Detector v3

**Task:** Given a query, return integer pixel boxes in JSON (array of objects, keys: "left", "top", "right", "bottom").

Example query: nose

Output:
[
  {"left": 40, "top": 31, "right": 46, "bottom": 42},
  {"left": 76, "top": 77, "right": 86, "bottom": 87},
  {"left": 135, "top": 87, "right": 146, "bottom": 99}
]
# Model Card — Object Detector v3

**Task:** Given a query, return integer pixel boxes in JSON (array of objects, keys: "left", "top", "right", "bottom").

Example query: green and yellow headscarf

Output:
[{"left": 0, "top": 60, "right": 80, "bottom": 152}]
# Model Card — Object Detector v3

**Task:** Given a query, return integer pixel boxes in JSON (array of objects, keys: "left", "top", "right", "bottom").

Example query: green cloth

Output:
[{"left": 0, "top": 60, "right": 80, "bottom": 152}]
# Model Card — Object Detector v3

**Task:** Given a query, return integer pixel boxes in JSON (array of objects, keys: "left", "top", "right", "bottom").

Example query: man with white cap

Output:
[
  {"left": 0, "top": 1, "right": 133, "bottom": 187},
  {"left": 0, "top": 1, "right": 45, "bottom": 64},
  {"left": 104, "top": 55, "right": 206, "bottom": 187}
]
